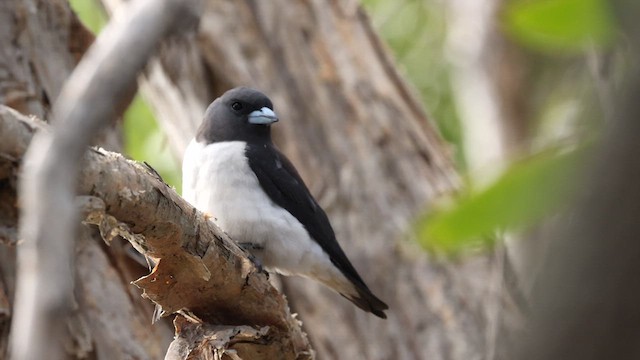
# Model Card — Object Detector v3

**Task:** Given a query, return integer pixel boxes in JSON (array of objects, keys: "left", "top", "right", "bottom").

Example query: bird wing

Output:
[
  {"left": 246, "top": 143, "right": 388, "bottom": 317},
  {"left": 245, "top": 143, "right": 368, "bottom": 288}
]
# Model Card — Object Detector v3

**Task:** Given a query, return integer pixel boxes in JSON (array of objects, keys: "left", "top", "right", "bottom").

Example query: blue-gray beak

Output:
[{"left": 248, "top": 107, "right": 279, "bottom": 125}]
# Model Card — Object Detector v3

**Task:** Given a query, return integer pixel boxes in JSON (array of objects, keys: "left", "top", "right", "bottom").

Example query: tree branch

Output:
[
  {"left": 8, "top": 1, "right": 213, "bottom": 359},
  {"left": 0, "top": 105, "right": 312, "bottom": 359},
  {"left": 101, "top": 0, "right": 510, "bottom": 357}
]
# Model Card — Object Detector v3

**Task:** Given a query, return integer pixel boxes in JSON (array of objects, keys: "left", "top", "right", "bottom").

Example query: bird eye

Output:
[{"left": 231, "top": 102, "right": 243, "bottom": 111}]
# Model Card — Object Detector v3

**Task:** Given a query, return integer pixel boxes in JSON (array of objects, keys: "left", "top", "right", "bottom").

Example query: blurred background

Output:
[
  {"left": 69, "top": 0, "right": 616, "bottom": 258},
  {"left": 0, "top": 0, "right": 630, "bottom": 358}
]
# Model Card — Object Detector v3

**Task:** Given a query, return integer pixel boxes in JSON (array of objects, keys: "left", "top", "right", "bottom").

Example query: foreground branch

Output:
[
  {"left": 0, "top": 106, "right": 312, "bottom": 359},
  {"left": 10, "top": 0, "right": 202, "bottom": 359},
  {"left": 100, "top": 1, "right": 510, "bottom": 358}
]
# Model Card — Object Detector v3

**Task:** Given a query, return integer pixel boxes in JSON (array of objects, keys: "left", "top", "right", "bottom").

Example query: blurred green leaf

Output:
[
  {"left": 124, "top": 96, "right": 182, "bottom": 191},
  {"left": 504, "top": 0, "right": 615, "bottom": 53},
  {"left": 362, "top": 0, "right": 465, "bottom": 168},
  {"left": 417, "top": 144, "right": 589, "bottom": 254},
  {"left": 68, "top": 0, "right": 107, "bottom": 34},
  {"left": 70, "top": 0, "right": 181, "bottom": 191}
]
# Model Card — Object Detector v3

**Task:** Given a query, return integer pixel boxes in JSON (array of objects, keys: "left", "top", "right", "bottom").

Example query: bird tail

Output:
[
  {"left": 343, "top": 284, "right": 389, "bottom": 319},
  {"left": 319, "top": 274, "right": 389, "bottom": 319}
]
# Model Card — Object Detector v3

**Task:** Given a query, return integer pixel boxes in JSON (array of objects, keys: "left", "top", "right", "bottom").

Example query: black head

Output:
[{"left": 196, "top": 87, "right": 278, "bottom": 144}]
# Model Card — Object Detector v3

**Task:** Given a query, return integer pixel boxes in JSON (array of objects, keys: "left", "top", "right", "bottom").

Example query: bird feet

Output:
[
  {"left": 238, "top": 242, "right": 268, "bottom": 277},
  {"left": 238, "top": 242, "right": 264, "bottom": 251},
  {"left": 247, "top": 254, "right": 267, "bottom": 277}
]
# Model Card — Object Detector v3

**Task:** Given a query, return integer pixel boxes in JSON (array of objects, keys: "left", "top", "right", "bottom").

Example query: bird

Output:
[{"left": 182, "top": 87, "right": 388, "bottom": 318}]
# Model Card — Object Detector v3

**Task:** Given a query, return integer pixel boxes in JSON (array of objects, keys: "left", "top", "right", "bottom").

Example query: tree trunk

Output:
[
  {"left": 0, "top": 0, "right": 518, "bottom": 358},
  {"left": 101, "top": 0, "right": 516, "bottom": 358},
  {"left": 0, "top": 0, "right": 173, "bottom": 358}
]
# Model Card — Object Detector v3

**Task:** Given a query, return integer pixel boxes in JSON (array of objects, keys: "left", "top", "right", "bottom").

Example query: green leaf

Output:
[
  {"left": 504, "top": 0, "right": 615, "bottom": 53},
  {"left": 68, "top": 0, "right": 108, "bottom": 34},
  {"left": 416, "top": 145, "right": 589, "bottom": 254},
  {"left": 124, "top": 95, "right": 182, "bottom": 191},
  {"left": 68, "top": 0, "right": 182, "bottom": 191}
]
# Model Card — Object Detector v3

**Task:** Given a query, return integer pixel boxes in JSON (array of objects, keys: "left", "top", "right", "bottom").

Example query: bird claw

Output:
[
  {"left": 237, "top": 244, "right": 268, "bottom": 277},
  {"left": 247, "top": 253, "right": 266, "bottom": 275},
  {"left": 238, "top": 242, "right": 264, "bottom": 251}
]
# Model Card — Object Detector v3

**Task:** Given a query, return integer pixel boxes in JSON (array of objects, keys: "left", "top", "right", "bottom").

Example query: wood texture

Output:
[
  {"left": 101, "top": 0, "right": 513, "bottom": 358},
  {"left": 0, "top": 105, "right": 313, "bottom": 359},
  {"left": 0, "top": 0, "right": 172, "bottom": 358},
  {"left": 0, "top": 0, "right": 518, "bottom": 358},
  {"left": 11, "top": 1, "right": 201, "bottom": 357}
]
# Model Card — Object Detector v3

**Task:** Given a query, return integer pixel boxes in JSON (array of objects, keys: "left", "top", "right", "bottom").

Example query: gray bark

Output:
[
  {"left": 101, "top": 0, "right": 517, "bottom": 358},
  {"left": 0, "top": 0, "right": 522, "bottom": 358},
  {"left": 11, "top": 0, "right": 203, "bottom": 358},
  {"left": 0, "top": 106, "right": 312, "bottom": 359},
  {"left": 0, "top": 0, "right": 173, "bottom": 358}
]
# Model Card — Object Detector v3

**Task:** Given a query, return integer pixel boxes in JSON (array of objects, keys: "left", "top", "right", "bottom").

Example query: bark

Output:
[
  {"left": 11, "top": 1, "right": 202, "bottom": 357},
  {"left": 0, "top": 0, "right": 518, "bottom": 358},
  {"left": 101, "top": 0, "right": 516, "bottom": 358},
  {"left": 0, "top": 105, "right": 312, "bottom": 359},
  {"left": 0, "top": 0, "right": 173, "bottom": 358},
  {"left": 0, "top": 0, "right": 312, "bottom": 359}
]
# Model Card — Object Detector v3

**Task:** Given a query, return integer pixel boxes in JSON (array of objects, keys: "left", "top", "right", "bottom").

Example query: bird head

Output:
[{"left": 196, "top": 87, "right": 279, "bottom": 144}]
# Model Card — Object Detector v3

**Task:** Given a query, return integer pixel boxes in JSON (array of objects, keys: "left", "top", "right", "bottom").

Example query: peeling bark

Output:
[
  {"left": 0, "top": 0, "right": 518, "bottom": 358},
  {"left": 0, "top": 106, "right": 312, "bottom": 359},
  {"left": 99, "top": 0, "right": 514, "bottom": 358},
  {"left": 0, "top": 0, "right": 166, "bottom": 358}
]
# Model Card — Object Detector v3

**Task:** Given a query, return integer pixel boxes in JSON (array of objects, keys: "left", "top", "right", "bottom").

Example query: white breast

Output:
[{"left": 182, "top": 140, "right": 340, "bottom": 281}]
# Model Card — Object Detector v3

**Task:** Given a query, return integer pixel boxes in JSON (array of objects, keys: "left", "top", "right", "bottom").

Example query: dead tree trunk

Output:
[
  {"left": 0, "top": 0, "right": 517, "bottom": 359},
  {"left": 0, "top": 0, "right": 173, "bottom": 358},
  {"left": 100, "top": 0, "right": 515, "bottom": 358}
]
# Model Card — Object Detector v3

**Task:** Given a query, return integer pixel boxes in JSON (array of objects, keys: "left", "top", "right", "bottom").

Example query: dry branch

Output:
[
  {"left": 10, "top": 0, "right": 203, "bottom": 359},
  {"left": 0, "top": 105, "right": 312, "bottom": 359},
  {"left": 102, "top": 0, "right": 512, "bottom": 358}
]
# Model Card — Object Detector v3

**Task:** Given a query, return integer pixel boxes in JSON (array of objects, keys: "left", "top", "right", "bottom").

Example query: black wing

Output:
[{"left": 245, "top": 143, "right": 387, "bottom": 318}]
